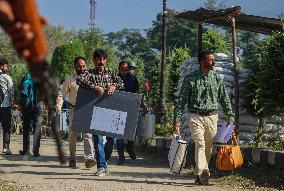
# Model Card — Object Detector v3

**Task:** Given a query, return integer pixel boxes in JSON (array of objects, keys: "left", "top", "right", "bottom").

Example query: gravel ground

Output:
[{"left": 0, "top": 134, "right": 277, "bottom": 191}]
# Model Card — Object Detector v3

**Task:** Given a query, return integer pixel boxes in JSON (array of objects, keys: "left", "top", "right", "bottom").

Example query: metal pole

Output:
[
  {"left": 158, "top": 0, "right": 167, "bottom": 124},
  {"left": 230, "top": 17, "right": 240, "bottom": 135}
]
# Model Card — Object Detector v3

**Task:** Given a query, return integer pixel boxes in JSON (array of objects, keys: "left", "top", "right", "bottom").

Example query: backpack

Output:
[{"left": 20, "top": 73, "right": 36, "bottom": 108}]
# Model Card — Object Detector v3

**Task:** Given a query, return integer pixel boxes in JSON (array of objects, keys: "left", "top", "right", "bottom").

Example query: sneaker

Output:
[
  {"left": 117, "top": 157, "right": 125, "bottom": 165},
  {"left": 199, "top": 170, "right": 210, "bottom": 185},
  {"left": 95, "top": 168, "right": 108, "bottom": 177},
  {"left": 126, "top": 145, "right": 136, "bottom": 160},
  {"left": 2, "top": 148, "right": 12, "bottom": 155},
  {"left": 85, "top": 159, "right": 96, "bottom": 168},
  {"left": 69, "top": 158, "right": 76, "bottom": 168},
  {"left": 19, "top": 150, "right": 31, "bottom": 156}
]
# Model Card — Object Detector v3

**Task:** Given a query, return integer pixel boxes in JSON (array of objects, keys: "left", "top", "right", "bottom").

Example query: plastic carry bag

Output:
[{"left": 215, "top": 123, "right": 235, "bottom": 143}]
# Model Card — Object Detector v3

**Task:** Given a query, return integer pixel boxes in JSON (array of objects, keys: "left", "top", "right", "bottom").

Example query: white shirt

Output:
[
  {"left": 56, "top": 73, "right": 78, "bottom": 111},
  {"left": 0, "top": 70, "right": 14, "bottom": 107}
]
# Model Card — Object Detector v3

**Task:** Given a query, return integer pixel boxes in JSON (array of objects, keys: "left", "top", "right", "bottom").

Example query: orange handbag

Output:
[{"left": 216, "top": 132, "right": 243, "bottom": 171}]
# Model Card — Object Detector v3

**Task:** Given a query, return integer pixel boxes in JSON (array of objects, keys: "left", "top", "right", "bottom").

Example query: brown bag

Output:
[{"left": 216, "top": 132, "right": 243, "bottom": 171}]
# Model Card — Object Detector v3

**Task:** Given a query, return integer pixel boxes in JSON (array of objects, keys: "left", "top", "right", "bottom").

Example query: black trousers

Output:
[{"left": 0, "top": 107, "right": 12, "bottom": 149}]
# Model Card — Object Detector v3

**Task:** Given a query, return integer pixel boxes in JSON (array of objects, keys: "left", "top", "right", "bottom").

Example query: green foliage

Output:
[
  {"left": 75, "top": 28, "right": 118, "bottom": 70},
  {"left": 167, "top": 47, "right": 189, "bottom": 103},
  {"left": 155, "top": 124, "right": 172, "bottom": 138},
  {"left": 44, "top": 24, "right": 76, "bottom": 61},
  {"left": 147, "top": 9, "right": 197, "bottom": 56},
  {"left": 144, "top": 53, "right": 161, "bottom": 113},
  {"left": 243, "top": 26, "right": 284, "bottom": 145},
  {"left": 50, "top": 39, "right": 85, "bottom": 81},
  {"left": 202, "top": 29, "right": 230, "bottom": 53},
  {"left": 106, "top": 29, "right": 151, "bottom": 60},
  {"left": 258, "top": 29, "right": 284, "bottom": 115},
  {"left": 238, "top": 31, "right": 260, "bottom": 60},
  {"left": 0, "top": 32, "right": 27, "bottom": 98},
  {"left": 243, "top": 27, "right": 284, "bottom": 116},
  {"left": 155, "top": 103, "right": 176, "bottom": 137}
]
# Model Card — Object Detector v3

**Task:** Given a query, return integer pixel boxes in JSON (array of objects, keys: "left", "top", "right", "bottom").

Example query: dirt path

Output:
[{"left": 0, "top": 134, "right": 249, "bottom": 191}]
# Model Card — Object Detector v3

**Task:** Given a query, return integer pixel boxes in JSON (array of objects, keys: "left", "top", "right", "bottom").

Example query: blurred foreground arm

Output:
[{"left": 0, "top": 0, "right": 65, "bottom": 164}]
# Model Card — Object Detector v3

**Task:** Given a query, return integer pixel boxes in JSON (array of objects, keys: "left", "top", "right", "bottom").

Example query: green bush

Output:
[
  {"left": 202, "top": 29, "right": 230, "bottom": 53},
  {"left": 50, "top": 39, "right": 85, "bottom": 81}
]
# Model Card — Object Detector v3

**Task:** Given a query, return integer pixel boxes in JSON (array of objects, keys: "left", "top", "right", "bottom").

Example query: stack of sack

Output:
[
  {"left": 263, "top": 115, "right": 284, "bottom": 142},
  {"left": 236, "top": 69, "right": 257, "bottom": 143}
]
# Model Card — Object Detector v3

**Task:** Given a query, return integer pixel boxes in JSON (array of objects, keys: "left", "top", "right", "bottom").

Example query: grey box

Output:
[{"left": 72, "top": 87, "right": 141, "bottom": 141}]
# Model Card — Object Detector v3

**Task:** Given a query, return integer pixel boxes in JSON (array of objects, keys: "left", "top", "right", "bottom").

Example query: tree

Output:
[
  {"left": 143, "top": 52, "right": 161, "bottom": 113},
  {"left": 44, "top": 24, "right": 76, "bottom": 61},
  {"left": 0, "top": 32, "right": 27, "bottom": 97},
  {"left": 106, "top": 29, "right": 151, "bottom": 60},
  {"left": 147, "top": 9, "right": 197, "bottom": 56},
  {"left": 50, "top": 39, "right": 85, "bottom": 81},
  {"left": 75, "top": 28, "right": 118, "bottom": 70},
  {"left": 238, "top": 31, "right": 260, "bottom": 60},
  {"left": 243, "top": 26, "right": 284, "bottom": 144},
  {"left": 202, "top": 29, "right": 230, "bottom": 53},
  {"left": 167, "top": 47, "right": 189, "bottom": 103}
]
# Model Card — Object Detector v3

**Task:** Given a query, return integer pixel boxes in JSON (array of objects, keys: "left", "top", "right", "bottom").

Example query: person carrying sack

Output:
[{"left": 175, "top": 51, "right": 235, "bottom": 185}]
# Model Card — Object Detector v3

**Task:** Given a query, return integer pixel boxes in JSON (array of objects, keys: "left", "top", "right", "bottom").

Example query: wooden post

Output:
[{"left": 230, "top": 16, "right": 240, "bottom": 135}]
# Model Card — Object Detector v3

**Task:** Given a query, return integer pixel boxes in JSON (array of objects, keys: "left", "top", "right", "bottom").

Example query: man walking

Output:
[
  {"left": 19, "top": 72, "right": 43, "bottom": 157},
  {"left": 116, "top": 60, "right": 138, "bottom": 165},
  {"left": 175, "top": 51, "right": 234, "bottom": 185},
  {"left": 0, "top": 58, "right": 14, "bottom": 155},
  {"left": 76, "top": 49, "right": 124, "bottom": 177},
  {"left": 56, "top": 56, "right": 96, "bottom": 168}
]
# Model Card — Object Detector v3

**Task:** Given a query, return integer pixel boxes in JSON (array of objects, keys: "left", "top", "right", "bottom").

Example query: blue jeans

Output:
[
  {"left": 22, "top": 101, "right": 43, "bottom": 154},
  {"left": 93, "top": 135, "right": 114, "bottom": 169}
]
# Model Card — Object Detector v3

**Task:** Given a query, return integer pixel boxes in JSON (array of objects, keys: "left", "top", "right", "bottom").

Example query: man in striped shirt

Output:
[
  {"left": 175, "top": 51, "right": 234, "bottom": 185},
  {"left": 76, "top": 49, "right": 124, "bottom": 177}
]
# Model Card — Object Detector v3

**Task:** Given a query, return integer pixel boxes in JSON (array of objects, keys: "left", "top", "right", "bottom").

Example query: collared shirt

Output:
[
  {"left": 176, "top": 67, "right": 234, "bottom": 122},
  {"left": 76, "top": 67, "right": 124, "bottom": 90},
  {"left": 56, "top": 73, "right": 78, "bottom": 109},
  {"left": 118, "top": 73, "right": 139, "bottom": 93},
  {"left": 0, "top": 71, "right": 14, "bottom": 107}
]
